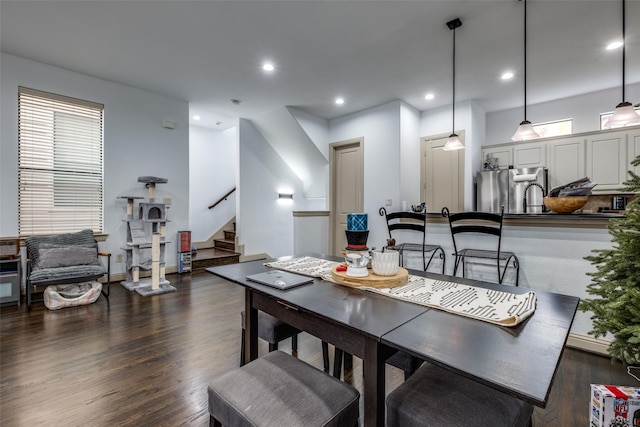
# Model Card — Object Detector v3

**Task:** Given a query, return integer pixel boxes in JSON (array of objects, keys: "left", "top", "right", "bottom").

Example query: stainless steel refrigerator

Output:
[{"left": 476, "top": 167, "right": 548, "bottom": 214}]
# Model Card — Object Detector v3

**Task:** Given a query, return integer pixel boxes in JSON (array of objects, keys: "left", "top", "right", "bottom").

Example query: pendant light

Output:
[
  {"left": 443, "top": 18, "right": 464, "bottom": 151},
  {"left": 604, "top": 0, "right": 640, "bottom": 129},
  {"left": 511, "top": 0, "right": 540, "bottom": 141}
]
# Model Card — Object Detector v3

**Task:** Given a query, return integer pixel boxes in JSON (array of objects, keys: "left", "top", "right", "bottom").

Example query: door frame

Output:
[{"left": 329, "top": 137, "right": 364, "bottom": 256}]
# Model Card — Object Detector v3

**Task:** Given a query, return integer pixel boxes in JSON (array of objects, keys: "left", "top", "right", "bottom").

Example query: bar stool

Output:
[
  {"left": 442, "top": 206, "right": 519, "bottom": 286},
  {"left": 387, "top": 363, "right": 533, "bottom": 426},
  {"left": 208, "top": 350, "right": 360, "bottom": 427}
]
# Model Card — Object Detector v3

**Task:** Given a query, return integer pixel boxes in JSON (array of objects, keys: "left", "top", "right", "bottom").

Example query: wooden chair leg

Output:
[
  {"left": 291, "top": 334, "right": 298, "bottom": 357},
  {"left": 322, "top": 341, "right": 330, "bottom": 372},
  {"left": 240, "top": 328, "right": 246, "bottom": 367},
  {"left": 333, "top": 348, "right": 343, "bottom": 378},
  {"left": 269, "top": 342, "right": 278, "bottom": 352}
]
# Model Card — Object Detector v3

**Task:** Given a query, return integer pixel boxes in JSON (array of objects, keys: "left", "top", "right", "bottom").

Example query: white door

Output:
[
  {"left": 421, "top": 132, "right": 464, "bottom": 213},
  {"left": 329, "top": 138, "right": 364, "bottom": 256}
]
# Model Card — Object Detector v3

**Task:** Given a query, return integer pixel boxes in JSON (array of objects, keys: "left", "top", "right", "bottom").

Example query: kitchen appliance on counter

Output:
[{"left": 476, "top": 167, "right": 548, "bottom": 214}]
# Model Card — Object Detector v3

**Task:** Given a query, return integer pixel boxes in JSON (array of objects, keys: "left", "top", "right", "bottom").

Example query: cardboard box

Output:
[{"left": 591, "top": 384, "right": 640, "bottom": 427}]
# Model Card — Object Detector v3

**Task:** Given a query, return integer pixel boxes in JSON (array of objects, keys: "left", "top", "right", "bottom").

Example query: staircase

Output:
[{"left": 191, "top": 224, "right": 240, "bottom": 272}]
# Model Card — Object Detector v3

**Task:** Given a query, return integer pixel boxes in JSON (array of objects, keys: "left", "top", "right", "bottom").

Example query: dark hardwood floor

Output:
[{"left": 1, "top": 271, "right": 635, "bottom": 426}]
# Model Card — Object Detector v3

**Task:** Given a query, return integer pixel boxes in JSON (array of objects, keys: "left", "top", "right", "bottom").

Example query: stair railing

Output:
[{"left": 208, "top": 187, "right": 236, "bottom": 210}]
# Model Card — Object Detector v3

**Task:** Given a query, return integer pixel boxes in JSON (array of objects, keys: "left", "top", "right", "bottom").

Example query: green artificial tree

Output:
[{"left": 579, "top": 154, "right": 640, "bottom": 365}]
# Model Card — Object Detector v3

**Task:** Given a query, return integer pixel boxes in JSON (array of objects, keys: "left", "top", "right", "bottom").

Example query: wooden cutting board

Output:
[{"left": 331, "top": 266, "right": 408, "bottom": 289}]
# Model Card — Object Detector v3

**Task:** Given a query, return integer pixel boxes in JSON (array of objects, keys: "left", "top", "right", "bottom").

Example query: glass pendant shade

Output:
[
  {"left": 603, "top": 102, "right": 640, "bottom": 129},
  {"left": 443, "top": 133, "right": 465, "bottom": 151},
  {"left": 511, "top": 120, "right": 540, "bottom": 141}
]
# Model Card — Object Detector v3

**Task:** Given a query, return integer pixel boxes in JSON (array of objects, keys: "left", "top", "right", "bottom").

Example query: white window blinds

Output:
[{"left": 18, "top": 87, "right": 104, "bottom": 236}]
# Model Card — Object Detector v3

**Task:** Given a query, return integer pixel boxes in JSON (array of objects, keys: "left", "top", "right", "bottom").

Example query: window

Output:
[
  {"left": 532, "top": 119, "right": 573, "bottom": 138},
  {"left": 18, "top": 87, "right": 104, "bottom": 236}
]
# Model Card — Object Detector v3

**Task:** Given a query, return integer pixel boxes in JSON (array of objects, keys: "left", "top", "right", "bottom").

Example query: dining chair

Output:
[
  {"left": 442, "top": 206, "right": 519, "bottom": 286},
  {"left": 209, "top": 350, "right": 360, "bottom": 427},
  {"left": 379, "top": 207, "right": 445, "bottom": 273},
  {"left": 386, "top": 363, "right": 533, "bottom": 426},
  {"left": 240, "top": 310, "right": 331, "bottom": 372}
]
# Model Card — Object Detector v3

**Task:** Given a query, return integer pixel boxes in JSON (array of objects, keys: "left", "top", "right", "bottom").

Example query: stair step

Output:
[
  {"left": 224, "top": 230, "right": 235, "bottom": 240},
  {"left": 214, "top": 239, "right": 235, "bottom": 251},
  {"left": 191, "top": 247, "right": 240, "bottom": 271}
]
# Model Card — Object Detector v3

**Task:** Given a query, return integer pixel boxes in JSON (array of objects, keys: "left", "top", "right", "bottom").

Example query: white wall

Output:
[
  {"left": 236, "top": 119, "right": 309, "bottom": 258},
  {"left": 0, "top": 53, "right": 190, "bottom": 274},
  {"left": 189, "top": 125, "right": 237, "bottom": 242},
  {"left": 486, "top": 82, "right": 640, "bottom": 145},
  {"left": 329, "top": 101, "right": 402, "bottom": 251},
  {"left": 399, "top": 102, "right": 422, "bottom": 208}
]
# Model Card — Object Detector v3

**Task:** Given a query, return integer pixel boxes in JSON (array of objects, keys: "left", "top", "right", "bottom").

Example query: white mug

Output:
[{"left": 371, "top": 250, "right": 399, "bottom": 276}]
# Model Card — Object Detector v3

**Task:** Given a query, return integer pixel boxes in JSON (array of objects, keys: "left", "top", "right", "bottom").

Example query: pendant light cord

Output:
[
  {"left": 452, "top": 26, "right": 456, "bottom": 134},
  {"left": 621, "top": 0, "right": 626, "bottom": 102},
  {"left": 524, "top": 0, "right": 528, "bottom": 121}
]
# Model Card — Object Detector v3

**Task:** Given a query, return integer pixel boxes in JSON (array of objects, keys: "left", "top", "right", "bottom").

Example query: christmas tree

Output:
[{"left": 579, "top": 154, "right": 640, "bottom": 365}]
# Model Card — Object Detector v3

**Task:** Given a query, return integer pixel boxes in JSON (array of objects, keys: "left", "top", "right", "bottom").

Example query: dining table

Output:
[{"left": 207, "top": 254, "right": 579, "bottom": 427}]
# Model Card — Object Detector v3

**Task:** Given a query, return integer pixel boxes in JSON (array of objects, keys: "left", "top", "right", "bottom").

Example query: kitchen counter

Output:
[{"left": 426, "top": 211, "right": 623, "bottom": 229}]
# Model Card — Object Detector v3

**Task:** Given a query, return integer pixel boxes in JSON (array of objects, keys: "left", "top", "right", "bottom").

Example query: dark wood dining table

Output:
[{"left": 207, "top": 254, "right": 579, "bottom": 427}]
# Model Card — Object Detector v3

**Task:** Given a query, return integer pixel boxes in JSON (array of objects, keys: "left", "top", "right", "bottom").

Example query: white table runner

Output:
[{"left": 265, "top": 256, "right": 536, "bottom": 327}]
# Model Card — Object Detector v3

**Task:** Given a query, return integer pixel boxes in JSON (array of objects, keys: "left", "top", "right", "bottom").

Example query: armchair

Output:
[{"left": 25, "top": 229, "right": 110, "bottom": 310}]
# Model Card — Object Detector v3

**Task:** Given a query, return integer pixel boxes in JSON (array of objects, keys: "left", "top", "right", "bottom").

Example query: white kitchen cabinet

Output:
[
  {"left": 586, "top": 130, "right": 628, "bottom": 192},
  {"left": 547, "top": 137, "right": 586, "bottom": 189},
  {"left": 481, "top": 146, "right": 512, "bottom": 170},
  {"left": 513, "top": 141, "right": 546, "bottom": 169},
  {"left": 630, "top": 128, "right": 640, "bottom": 176}
]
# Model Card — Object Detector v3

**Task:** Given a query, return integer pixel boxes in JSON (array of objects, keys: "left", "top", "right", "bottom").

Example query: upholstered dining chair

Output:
[
  {"left": 386, "top": 363, "right": 533, "bottom": 426},
  {"left": 442, "top": 206, "right": 519, "bottom": 286},
  {"left": 379, "top": 207, "right": 445, "bottom": 273},
  {"left": 240, "top": 310, "right": 331, "bottom": 372}
]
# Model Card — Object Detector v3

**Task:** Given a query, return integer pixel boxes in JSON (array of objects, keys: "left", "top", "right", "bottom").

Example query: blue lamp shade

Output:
[{"left": 347, "top": 213, "right": 368, "bottom": 231}]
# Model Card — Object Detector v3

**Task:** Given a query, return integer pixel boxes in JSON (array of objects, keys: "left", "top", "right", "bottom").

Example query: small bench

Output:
[
  {"left": 387, "top": 363, "right": 533, "bottom": 427},
  {"left": 207, "top": 350, "right": 360, "bottom": 427}
]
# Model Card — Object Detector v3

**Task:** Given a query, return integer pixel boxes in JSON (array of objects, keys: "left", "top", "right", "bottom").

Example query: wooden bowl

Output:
[{"left": 543, "top": 196, "right": 588, "bottom": 214}]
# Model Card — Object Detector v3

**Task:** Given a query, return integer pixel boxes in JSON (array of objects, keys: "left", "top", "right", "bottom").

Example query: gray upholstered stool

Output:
[
  {"left": 387, "top": 363, "right": 533, "bottom": 427},
  {"left": 208, "top": 350, "right": 360, "bottom": 427}
]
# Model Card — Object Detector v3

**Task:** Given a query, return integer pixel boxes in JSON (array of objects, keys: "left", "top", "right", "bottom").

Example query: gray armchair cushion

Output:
[
  {"left": 38, "top": 244, "right": 100, "bottom": 269},
  {"left": 208, "top": 350, "right": 360, "bottom": 427},
  {"left": 26, "top": 229, "right": 106, "bottom": 285}
]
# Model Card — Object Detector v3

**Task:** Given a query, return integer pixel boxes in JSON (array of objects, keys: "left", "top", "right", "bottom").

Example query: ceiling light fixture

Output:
[
  {"left": 262, "top": 62, "right": 274, "bottom": 72},
  {"left": 604, "top": 0, "right": 640, "bottom": 129},
  {"left": 606, "top": 41, "right": 623, "bottom": 50},
  {"left": 425, "top": 93, "right": 435, "bottom": 100},
  {"left": 512, "top": 0, "right": 540, "bottom": 141},
  {"left": 501, "top": 71, "right": 514, "bottom": 80},
  {"left": 443, "top": 18, "right": 464, "bottom": 152},
  {"left": 335, "top": 97, "right": 345, "bottom": 105},
  {"left": 192, "top": 115, "right": 201, "bottom": 121}
]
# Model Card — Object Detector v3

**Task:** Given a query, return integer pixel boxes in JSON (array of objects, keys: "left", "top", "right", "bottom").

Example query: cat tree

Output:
[{"left": 119, "top": 176, "right": 176, "bottom": 296}]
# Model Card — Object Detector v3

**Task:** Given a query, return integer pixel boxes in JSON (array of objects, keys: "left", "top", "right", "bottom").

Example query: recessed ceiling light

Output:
[
  {"left": 501, "top": 71, "right": 514, "bottom": 80},
  {"left": 606, "top": 41, "right": 623, "bottom": 50},
  {"left": 262, "top": 62, "right": 275, "bottom": 72},
  {"left": 192, "top": 115, "right": 201, "bottom": 121},
  {"left": 425, "top": 93, "right": 435, "bottom": 100},
  {"left": 335, "top": 97, "right": 345, "bottom": 105}
]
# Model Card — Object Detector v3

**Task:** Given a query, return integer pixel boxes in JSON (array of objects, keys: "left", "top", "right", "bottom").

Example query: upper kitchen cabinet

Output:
[
  {"left": 547, "top": 137, "right": 586, "bottom": 190},
  {"left": 481, "top": 146, "right": 512, "bottom": 170},
  {"left": 630, "top": 128, "right": 640, "bottom": 176},
  {"left": 513, "top": 141, "right": 546, "bottom": 169},
  {"left": 586, "top": 130, "right": 628, "bottom": 192}
]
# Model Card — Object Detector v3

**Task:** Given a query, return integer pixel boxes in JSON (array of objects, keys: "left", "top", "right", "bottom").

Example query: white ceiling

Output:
[{"left": 1, "top": 0, "right": 638, "bottom": 130}]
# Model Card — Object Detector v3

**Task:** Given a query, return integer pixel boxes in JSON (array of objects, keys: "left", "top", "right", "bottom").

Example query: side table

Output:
[{"left": 0, "top": 256, "right": 21, "bottom": 307}]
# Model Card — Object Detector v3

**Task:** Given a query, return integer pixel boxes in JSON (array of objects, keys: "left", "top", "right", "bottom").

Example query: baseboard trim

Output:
[
  {"left": 566, "top": 332, "right": 610, "bottom": 356},
  {"left": 240, "top": 253, "right": 268, "bottom": 262}
]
